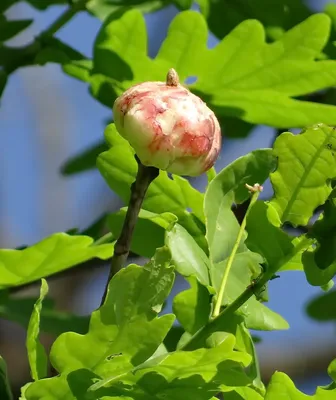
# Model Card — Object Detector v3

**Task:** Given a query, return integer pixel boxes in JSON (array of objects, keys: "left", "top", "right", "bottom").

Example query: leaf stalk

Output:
[
  {"left": 182, "top": 234, "right": 312, "bottom": 351},
  {"left": 212, "top": 183, "right": 263, "bottom": 318}
]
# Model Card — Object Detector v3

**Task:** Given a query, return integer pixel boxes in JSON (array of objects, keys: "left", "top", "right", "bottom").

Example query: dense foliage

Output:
[{"left": 1, "top": 1, "right": 336, "bottom": 399}]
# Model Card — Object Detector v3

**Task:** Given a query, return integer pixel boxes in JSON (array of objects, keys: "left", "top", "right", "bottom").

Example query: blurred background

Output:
[{"left": 0, "top": 0, "right": 335, "bottom": 396}]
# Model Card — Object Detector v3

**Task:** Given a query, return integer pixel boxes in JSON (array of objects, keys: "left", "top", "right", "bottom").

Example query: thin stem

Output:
[
  {"left": 92, "top": 232, "right": 114, "bottom": 246},
  {"left": 3, "top": 0, "right": 88, "bottom": 74},
  {"left": 212, "top": 187, "right": 261, "bottom": 318},
  {"left": 182, "top": 234, "right": 313, "bottom": 351},
  {"left": 100, "top": 157, "right": 159, "bottom": 305},
  {"left": 41, "top": 0, "right": 88, "bottom": 37}
]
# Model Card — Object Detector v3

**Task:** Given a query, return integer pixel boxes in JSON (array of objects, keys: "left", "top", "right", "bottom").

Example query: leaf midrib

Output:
[{"left": 281, "top": 127, "right": 335, "bottom": 223}]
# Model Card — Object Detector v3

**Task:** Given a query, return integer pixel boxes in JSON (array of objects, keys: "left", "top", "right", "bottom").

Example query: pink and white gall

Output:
[{"left": 112, "top": 69, "right": 221, "bottom": 177}]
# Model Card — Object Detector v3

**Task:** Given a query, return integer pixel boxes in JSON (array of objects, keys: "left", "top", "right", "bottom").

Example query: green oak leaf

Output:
[
  {"left": 0, "top": 232, "right": 113, "bottom": 288},
  {"left": 310, "top": 190, "right": 336, "bottom": 270},
  {"left": 65, "top": 10, "right": 336, "bottom": 128},
  {"left": 235, "top": 323, "right": 264, "bottom": 393},
  {"left": 60, "top": 140, "right": 107, "bottom": 175},
  {"left": 270, "top": 124, "right": 336, "bottom": 227},
  {"left": 166, "top": 223, "right": 211, "bottom": 287},
  {"left": 203, "top": 150, "right": 288, "bottom": 330},
  {"left": 306, "top": 289, "right": 336, "bottom": 322},
  {"left": 265, "top": 371, "right": 336, "bottom": 399},
  {"left": 196, "top": 0, "right": 311, "bottom": 41},
  {"left": 108, "top": 209, "right": 177, "bottom": 258},
  {"left": 205, "top": 149, "right": 276, "bottom": 266},
  {"left": 163, "top": 326, "right": 185, "bottom": 352},
  {"left": 171, "top": 278, "right": 264, "bottom": 392},
  {"left": 328, "top": 359, "right": 336, "bottom": 382},
  {"left": 0, "top": 16, "right": 32, "bottom": 42},
  {"left": 213, "top": 253, "right": 289, "bottom": 330},
  {"left": 0, "top": 356, "right": 13, "bottom": 400},
  {"left": 89, "top": 334, "right": 252, "bottom": 397},
  {"left": 25, "top": 247, "right": 175, "bottom": 399},
  {"left": 97, "top": 124, "right": 207, "bottom": 250},
  {"left": 194, "top": 13, "right": 336, "bottom": 128},
  {"left": 0, "top": 46, "right": 33, "bottom": 72},
  {"left": 26, "top": 279, "right": 48, "bottom": 381},
  {"left": 173, "top": 0, "right": 193, "bottom": 9},
  {"left": 34, "top": 37, "right": 85, "bottom": 66},
  {"left": 302, "top": 251, "right": 336, "bottom": 286},
  {"left": 201, "top": 313, "right": 265, "bottom": 394},
  {"left": 246, "top": 201, "right": 296, "bottom": 270},
  {"left": 87, "top": 0, "right": 166, "bottom": 20},
  {"left": 224, "top": 386, "right": 264, "bottom": 400},
  {"left": 173, "top": 276, "right": 211, "bottom": 334},
  {"left": 62, "top": 59, "right": 92, "bottom": 83},
  {"left": 322, "top": 3, "right": 336, "bottom": 59},
  {"left": 0, "top": 0, "right": 16, "bottom": 13},
  {"left": 0, "top": 293, "right": 89, "bottom": 336}
]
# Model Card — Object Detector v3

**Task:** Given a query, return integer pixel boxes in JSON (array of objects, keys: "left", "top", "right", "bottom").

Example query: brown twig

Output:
[{"left": 100, "top": 156, "right": 159, "bottom": 305}]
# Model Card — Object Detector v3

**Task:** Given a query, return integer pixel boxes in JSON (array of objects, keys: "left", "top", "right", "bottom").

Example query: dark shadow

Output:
[
  {"left": 93, "top": 49, "right": 133, "bottom": 82},
  {"left": 67, "top": 368, "right": 102, "bottom": 400}
]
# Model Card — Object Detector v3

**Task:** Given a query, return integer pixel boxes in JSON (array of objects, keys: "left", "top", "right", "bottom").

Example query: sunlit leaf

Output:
[
  {"left": 62, "top": 59, "right": 92, "bottom": 82},
  {"left": 265, "top": 371, "right": 336, "bottom": 399},
  {"left": 328, "top": 359, "right": 336, "bottom": 382},
  {"left": 234, "top": 323, "right": 264, "bottom": 393},
  {"left": 205, "top": 149, "right": 276, "bottom": 266},
  {"left": 214, "top": 253, "right": 288, "bottom": 331},
  {"left": 205, "top": 163, "right": 284, "bottom": 326},
  {"left": 0, "top": 233, "right": 113, "bottom": 288},
  {"left": 65, "top": 10, "right": 336, "bottom": 128},
  {"left": 224, "top": 386, "right": 264, "bottom": 400},
  {"left": 166, "top": 223, "right": 210, "bottom": 287},
  {"left": 89, "top": 334, "right": 252, "bottom": 397},
  {"left": 270, "top": 124, "right": 336, "bottom": 227},
  {"left": 25, "top": 248, "right": 175, "bottom": 399},
  {"left": 87, "top": 0, "right": 166, "bottom": 20},
  {"left": 204, "top": 150, "right": 287, "bottom": 330},
  {"left": 26, "top": 279, "right": 48, "bottom": 381}
]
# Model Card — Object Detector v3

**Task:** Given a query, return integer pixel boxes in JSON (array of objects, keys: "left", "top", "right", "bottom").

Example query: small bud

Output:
[
  {"left": 112, "top": 69, "right": 221, "bottom": 176},
  {"left": 245, "top": 183, "right": 264, "bottom": 193},
  {"left": 166, "top": 68, "right": 179, "bottom": 86}
]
